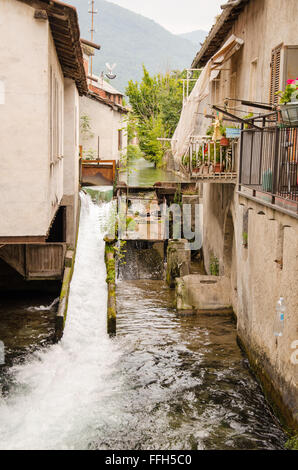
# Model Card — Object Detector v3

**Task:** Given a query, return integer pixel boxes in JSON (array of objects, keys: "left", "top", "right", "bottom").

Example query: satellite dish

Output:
[
  {"left": 105, "top": 62, "right": 117, "bottom": 80},
  {"left": 105, "top": 73, "right": 117, "bottom": 80}
]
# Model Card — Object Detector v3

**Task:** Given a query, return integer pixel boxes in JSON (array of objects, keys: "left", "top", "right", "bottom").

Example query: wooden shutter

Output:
[{"left": 269, "top": 45, "right": 282, "bottom": 105}]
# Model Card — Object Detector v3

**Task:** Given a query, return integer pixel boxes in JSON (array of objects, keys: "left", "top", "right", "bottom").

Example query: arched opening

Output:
[
  {"left": 223, "top": 210, "right": 237, "bottom": 305},
  {"left": 223, "top": 211, "right": 234, "bottom": 277}
]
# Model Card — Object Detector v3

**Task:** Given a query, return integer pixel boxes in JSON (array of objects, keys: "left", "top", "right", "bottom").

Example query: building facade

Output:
[
  {"left": 80, "top": 44, "right": 128, "bottom": 162},
  {"left": 176, "top": 0, "right": 298, "bottom": 429},
  {"left": 0, "top": 0, "right": 87, "bottom": 283}
]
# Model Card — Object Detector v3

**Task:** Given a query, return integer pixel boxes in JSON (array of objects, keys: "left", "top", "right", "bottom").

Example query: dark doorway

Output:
[{"left": 46, "top": 206, "right": 66, "bottom": 243}]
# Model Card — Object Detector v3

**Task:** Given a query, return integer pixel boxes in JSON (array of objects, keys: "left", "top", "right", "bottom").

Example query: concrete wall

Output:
[
  {"left": 63, "top": 78, "right": 80, "bottom": 247},
  {"left": 202, "top": 185, "right": 298, "bottom": 426},
  {"left": 0, "top": 0, "right": 64, "bottom": 238},
  {"left": 79, "top": 95, "right": 127, "bottom": 161},
  {"left": 198, "top": 0, "right": 298, "bottom": 427}
]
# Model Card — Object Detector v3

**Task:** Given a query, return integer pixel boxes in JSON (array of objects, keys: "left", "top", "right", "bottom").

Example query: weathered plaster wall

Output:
[
  {"left": 229, "top": 0, "right": 298, "bottom": 107},
  {"left": 0, "top": 0, "right": 48, "bottom": 236},
  {"left": 202, "top": 184, "right": 298, "bottom": 427},
  {"left": 63, "top": 78, "right": 80, "bottom": 247},
  {"left": 79, "top": 95, "right": 127, "bottom": 161},
  {"left": 194, "top": 0, "right": 298, "bottom": 136},
  {"left": 234, "top": 197, "right": 298, "bottom": 428},
  {"left": 198, "top": 0, "right": 298, "bottom": 427},
  {"left": 46, "top": 27, "right": 65, "bottom": 232},
  {"left": 202, "top": 184, "right": 234, "bottom": 276},
  {"left": 0, "top": 0, "right": 64, "bottom": 237}
]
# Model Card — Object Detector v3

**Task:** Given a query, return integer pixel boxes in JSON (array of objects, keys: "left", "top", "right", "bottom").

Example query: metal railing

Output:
[
  {"left": 240, "top": 126, "right": 298, "bottom": 204},
  {"left": 182, "top": 136, "right": 237, "bottom": 177}
]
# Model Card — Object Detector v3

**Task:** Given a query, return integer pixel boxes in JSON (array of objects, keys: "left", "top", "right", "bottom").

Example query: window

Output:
[
  {"left": 269, "top": 45, "right": 282, "bottom": 105},
  {"left": 249, "top": 58, "right": 258, "bottom": 101},
  {"left": 283, "top": 46, "right": 298, "bottom": 87},
  {"left": 230, "top": 72, "right": 237, "bottom": 102},
  {"left": 50, "top": 67, "right": 62, "bottom": 162},
  {"left": 211, "top": 75, "right": 220, "bottom": 104},
  {"left": 118, "top": 129, "right": 123, "bottom": 151}
]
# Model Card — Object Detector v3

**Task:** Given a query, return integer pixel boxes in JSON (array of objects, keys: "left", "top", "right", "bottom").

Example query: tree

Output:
[{"left": 126, "top": 66, "right": 200, "bottom": 166}]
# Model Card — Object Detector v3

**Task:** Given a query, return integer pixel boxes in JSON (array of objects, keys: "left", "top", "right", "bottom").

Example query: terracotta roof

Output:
[
  {"left": 20, "top": 0, "right": 88, "bottom": 95},
  {"left": 87, "top": 91, "right": 129, "bottom": 114},
  {"left": 192, "top": 0, "right": 250, "bottom": 68}
]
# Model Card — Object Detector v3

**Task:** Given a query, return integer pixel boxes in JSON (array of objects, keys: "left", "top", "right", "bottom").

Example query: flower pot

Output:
[
  {"left": 213, "top": 163, "right": 222, "bottom": 173},
  {"left": 280, "top": 102, "right": 298, "bottom": 126},
  {"left": 220, "top": 137, "right": 230, "bottom": 147}
]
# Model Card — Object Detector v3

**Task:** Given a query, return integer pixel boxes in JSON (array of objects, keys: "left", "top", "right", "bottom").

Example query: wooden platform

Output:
[{"left": 0, "top": 243, "right": 66, "bottom": 280}]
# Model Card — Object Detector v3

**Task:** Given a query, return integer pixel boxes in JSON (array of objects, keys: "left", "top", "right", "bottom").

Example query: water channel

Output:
[
  {"left": 0, "top": 159, "right": 287, "bottom": 450},
  {"left": 122, "top": 156, "right": 183, "bottom": 186}
]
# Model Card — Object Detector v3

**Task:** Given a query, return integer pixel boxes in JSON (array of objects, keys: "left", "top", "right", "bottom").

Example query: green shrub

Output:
[
  {"left": 127, "top": 144, "right": 144, "bottom": 160},
  {"left": 210, "top": 255, "right": 219, "bottom": 276}
]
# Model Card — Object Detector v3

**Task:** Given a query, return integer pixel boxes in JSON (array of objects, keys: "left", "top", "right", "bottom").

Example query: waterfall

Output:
[{"left": 0, "top": 193, "right": 122, "bottom": 450}]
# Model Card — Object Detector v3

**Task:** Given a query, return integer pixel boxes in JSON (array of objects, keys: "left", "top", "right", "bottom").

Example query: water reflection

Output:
[{"left": 122, "top": 157, "right": 185, "bottom": 187}]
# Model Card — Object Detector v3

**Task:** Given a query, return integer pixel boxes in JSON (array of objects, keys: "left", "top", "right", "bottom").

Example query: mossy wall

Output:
[{"left": 105, "top": 240, "right": 117, "bottom": 336}]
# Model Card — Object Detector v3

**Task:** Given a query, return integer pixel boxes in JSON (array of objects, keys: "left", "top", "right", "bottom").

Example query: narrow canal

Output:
[
  {"left": 123, "top": 155, "right": 184, "bottom": 186},
  {"left": 0, "top": 191, "right": 286, "bottom": 449}
]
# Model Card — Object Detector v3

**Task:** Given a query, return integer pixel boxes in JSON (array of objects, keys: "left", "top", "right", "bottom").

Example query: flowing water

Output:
[
  {"left": 0, "top": 195, "right": 286, "bottom": 450},
  {"left": 122, "top": 156, "right": 184, "bottom": 187}
]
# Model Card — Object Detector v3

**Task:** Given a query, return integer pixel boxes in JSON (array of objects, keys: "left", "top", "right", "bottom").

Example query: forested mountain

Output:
[
  {"left": 179, "top": 30, "right": 207, "bottom": 47},
  {"left": 64, "top": 0, "right": 198, "bottom": 92}
]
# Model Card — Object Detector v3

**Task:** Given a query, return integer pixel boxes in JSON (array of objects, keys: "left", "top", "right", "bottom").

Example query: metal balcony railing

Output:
[{"left": 239, "top": 126, "right": 298, "bottom": 213}]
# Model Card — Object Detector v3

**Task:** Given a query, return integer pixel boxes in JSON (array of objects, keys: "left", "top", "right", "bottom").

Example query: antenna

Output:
[{"left": 88, "top": 0, "right": 98, "bottom": 76}]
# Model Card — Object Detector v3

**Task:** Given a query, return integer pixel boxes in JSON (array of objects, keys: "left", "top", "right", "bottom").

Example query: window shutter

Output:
[{"left": 270, "top": 46, "right": 282, "bottom": 105}]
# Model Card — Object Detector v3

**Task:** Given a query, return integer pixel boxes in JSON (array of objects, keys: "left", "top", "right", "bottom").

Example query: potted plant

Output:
[
  {"left": 219, "top": 126, "right": 229, "bottom": 147},
  {"left": 220, "top": 135, "right": 230, "bottom": 147},
  {"left": 243, "top": 112, "right": 254, "bottom": 129},
  {"left": 276, "top": 78, "right": 298, "bottom": 126},
  {"left": 210, "top": 143, "right": 222, "bottom": 172}
]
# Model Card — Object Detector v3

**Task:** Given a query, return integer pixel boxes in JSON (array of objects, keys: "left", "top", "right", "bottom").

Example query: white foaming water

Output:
[
  {"left": 26, "top": 297, "right": 59, "bottom": 312},
  {"left": 0, "top": 193, "right": 122, "bottom": 450}
]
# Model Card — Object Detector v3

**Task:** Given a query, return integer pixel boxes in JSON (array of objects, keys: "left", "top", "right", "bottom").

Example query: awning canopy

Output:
[
  {"left": 210, "top": 35, "right": 244, "bottom": 81},
  {"left": 171, "top": 35, "right": 244, "bottom": 162}
]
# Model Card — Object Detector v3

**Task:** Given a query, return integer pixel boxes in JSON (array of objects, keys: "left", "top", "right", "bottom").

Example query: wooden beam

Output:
[
  {"left": 80, "top": 38, "right": 101, "bottom": 50},
  {"left": 0, "top": 236, "right": 46, "bottom": 244}
]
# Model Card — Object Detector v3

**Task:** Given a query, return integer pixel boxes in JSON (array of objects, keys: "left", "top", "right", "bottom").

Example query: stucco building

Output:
[
  {"left": 80, "top": 45, "right": 128, "bottom": 162},
  {"left": 0, "top": 0, "right": 87, "bottom": 282},
  {"left": 174, "top": 0, "right": 298, "bottom": 429}
]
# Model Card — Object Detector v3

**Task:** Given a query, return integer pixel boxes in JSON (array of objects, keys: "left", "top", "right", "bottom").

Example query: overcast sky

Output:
[{"left": 107, "top": 0, "right": 223, "bottom": 34}]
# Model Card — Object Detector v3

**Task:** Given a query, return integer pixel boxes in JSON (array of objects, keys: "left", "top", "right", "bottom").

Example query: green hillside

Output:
[
  {"left": 64, "top": 0, "right": 197, "bottom": 92},
  {"left": 179, "top": 30, "right": 207, "bottom": 47}
]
